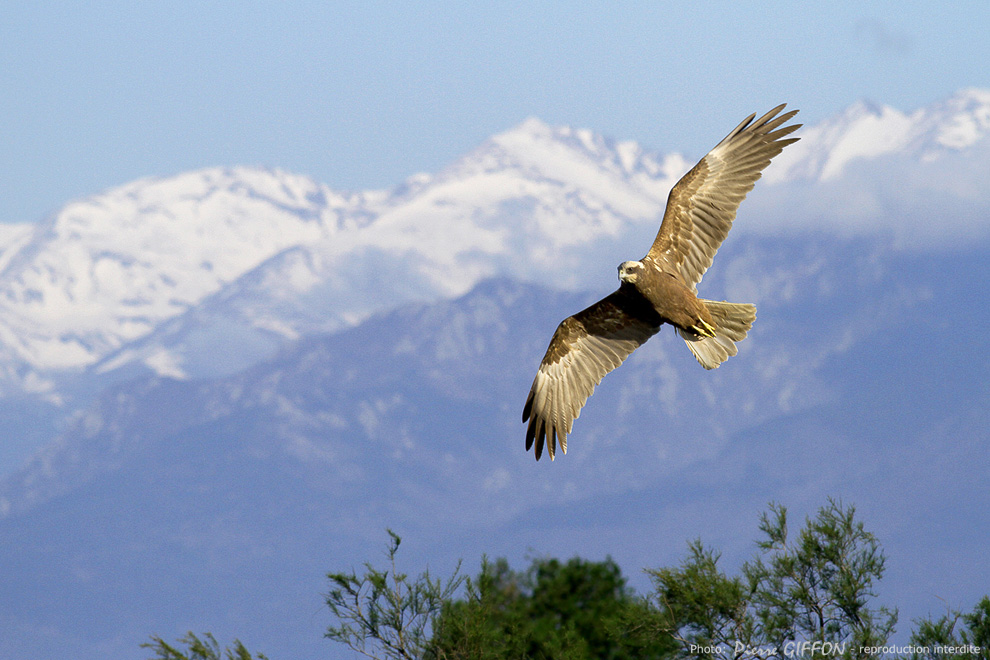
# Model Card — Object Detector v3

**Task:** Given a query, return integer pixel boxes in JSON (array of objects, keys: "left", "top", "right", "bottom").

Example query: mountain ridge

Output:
[
  {"left": 0, "top": 232, "right": 964, "bottom": 520},
  {"left": 766, "top": 86, "right": 990, "bottom": 181},
  {"left": 0, "top": 88, "right": 988, "bottom": 469},
  {"left": 1, "top": 236, "right": 987, "bottom": 660}
]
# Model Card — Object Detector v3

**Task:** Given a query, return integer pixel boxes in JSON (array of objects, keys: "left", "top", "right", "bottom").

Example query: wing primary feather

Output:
[
  {"left": 522, "top": 289, "right": 660, "bottom": 460},
  {"left": 646, "top": 104, "right": 801, "bottom": 287},
  {"left": 534, "top": 416, "right": 546, "bottom": 460}
]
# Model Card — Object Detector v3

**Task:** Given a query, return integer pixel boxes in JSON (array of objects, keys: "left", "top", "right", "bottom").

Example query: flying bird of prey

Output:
[{"left": 523, "top": 105, "right": 801, "bottom": 461}]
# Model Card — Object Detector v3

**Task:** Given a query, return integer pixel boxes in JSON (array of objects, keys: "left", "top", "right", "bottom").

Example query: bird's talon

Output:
[{"left": 694, "top": 319, "right": 717, "bottom": 338}]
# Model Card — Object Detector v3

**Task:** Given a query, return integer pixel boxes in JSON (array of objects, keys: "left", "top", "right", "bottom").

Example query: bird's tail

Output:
[{"left": 677, "top": 300, "right": 756, "bottom": 370}]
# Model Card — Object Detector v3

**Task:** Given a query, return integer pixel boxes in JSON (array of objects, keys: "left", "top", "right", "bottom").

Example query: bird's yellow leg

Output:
[{"left": 691, "top": 319, "right": 717, "bottom": 338}]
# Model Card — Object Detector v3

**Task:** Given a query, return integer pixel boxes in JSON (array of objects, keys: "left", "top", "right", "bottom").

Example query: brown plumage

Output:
[{"left": 523, "top": 105, "right": 801, "bottom": 460}]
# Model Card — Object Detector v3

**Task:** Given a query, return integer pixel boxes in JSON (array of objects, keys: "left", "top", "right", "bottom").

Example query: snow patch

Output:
[{"left": 144, "top": 348, "right": 187, "bottom": 380}]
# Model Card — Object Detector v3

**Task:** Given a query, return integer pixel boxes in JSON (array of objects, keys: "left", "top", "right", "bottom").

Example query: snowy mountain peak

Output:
[
  {"left": 0, "top": 166, "right": 377, "bottom": 392},
  {"left": 919, "top": 86, "right": 990, "bottom": 150},
  {"left": 489, "top": 116, "right": 690, "bottom": 183},
  {"left": 768, "top": 87, "right": 990, "bottom": 182},
  {"left": 766, "top": 99, "right": 912, "bottom": 182}
]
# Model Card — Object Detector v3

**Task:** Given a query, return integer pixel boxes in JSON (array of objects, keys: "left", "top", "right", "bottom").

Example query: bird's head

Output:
[{"left": 618, "top": 260, "right": 644, "bottom": 284}]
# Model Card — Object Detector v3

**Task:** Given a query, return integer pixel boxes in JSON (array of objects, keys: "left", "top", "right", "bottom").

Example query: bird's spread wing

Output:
[
  {"left": 647, "top": 105, "right": 801, "bottom": 289},
  {"left": 522, "top": 289, "right": 660, "bottom": 461}
]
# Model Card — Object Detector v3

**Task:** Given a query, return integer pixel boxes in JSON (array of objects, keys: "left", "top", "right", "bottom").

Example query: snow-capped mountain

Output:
[
  {"left": 1, "top": 89, "right": 988, "bottom": 403},
  {"left": 0, "top": 120, "right": 691, "bottom": 395},
  {"left": 767, "top": 87, "right": 990, "bottom": 181},
  {"left": 0, "top": 167, "right": 388, "bottom": 396}
]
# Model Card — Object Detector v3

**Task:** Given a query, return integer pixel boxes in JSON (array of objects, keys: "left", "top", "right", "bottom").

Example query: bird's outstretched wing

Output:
[
  {"left": 648, "top": 105, "right": 801, "bottom": 289},
  {"left": 523, "top": 288, "right": 661, "bottom": 461}
]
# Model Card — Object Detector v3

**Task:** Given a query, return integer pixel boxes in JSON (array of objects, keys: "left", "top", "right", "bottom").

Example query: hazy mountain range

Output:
[{"left": 1, "top": 89, "right": 988, "bottom": 659}]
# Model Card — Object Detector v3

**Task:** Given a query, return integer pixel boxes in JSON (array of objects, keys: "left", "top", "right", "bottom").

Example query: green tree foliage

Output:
[
  {"left": 142, "top": 631, "right": 267, "bottom": 660},
  {"left": 324, "top": 529, "right": 465, "bottom": 660},
  {"left": 430, "top": 555, "right": 672, "bottom": 659},
  {"left": 145, "top": 500, "right": 989, "bottom": 660},
  {"left": 909, "top": 597, "right": 990, "bottom": 660},
  {"left": 648, "top": 498, "right": 897, "bottom": 660}
]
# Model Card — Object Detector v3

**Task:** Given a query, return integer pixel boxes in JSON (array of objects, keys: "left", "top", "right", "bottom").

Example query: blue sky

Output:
[{"left": 2, "top": 1, "right": 989, "bottom": 225}]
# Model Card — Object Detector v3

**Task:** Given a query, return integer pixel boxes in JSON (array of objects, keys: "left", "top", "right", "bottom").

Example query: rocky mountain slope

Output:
[{"left": 1, "top": 235, "right": 988, "bottom": 660}]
